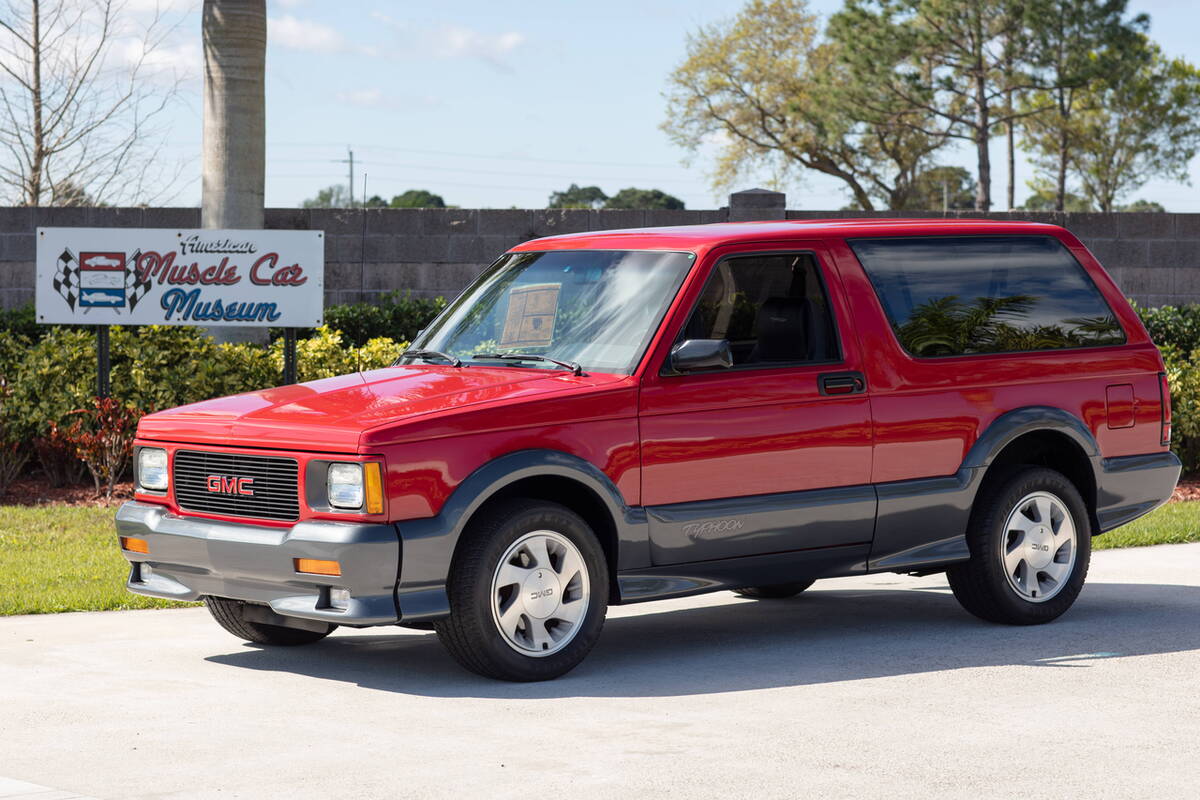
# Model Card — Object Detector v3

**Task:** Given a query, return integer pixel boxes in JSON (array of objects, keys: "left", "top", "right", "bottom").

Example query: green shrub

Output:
[
  {"left": 0, "top": 304, "right": 40, "bottom": 342},
  {"left": 0, "top": 330, "right": 29, "bottom": 384},
  {"left": 318, "top": 291, "right": 446, "bottom": 346},
  {"left": 1133, "top": 302, "right": 1200, "bottom": 353},
  {"left": 1160, "top": 344, "right": 1200, "bottom": 473},
  {"left": 7, "top": 327, "right": 96, "bottom": 441},
  {"left": 268, "top": 326, "right": 407, "bottom": 382}
]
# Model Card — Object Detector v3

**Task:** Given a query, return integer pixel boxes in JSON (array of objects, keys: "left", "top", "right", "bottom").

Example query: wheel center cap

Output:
[
  {"left": 1026, "top": 526, "right": 1055, "bottom": 569},
  {"left": 521, "top": 569, "right": 561, "bottom": 619}
]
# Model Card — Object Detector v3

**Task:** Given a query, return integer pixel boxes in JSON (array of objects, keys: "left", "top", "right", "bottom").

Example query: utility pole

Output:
[{"left": 336, "top": 147, "right": 355, "bottom": 207}]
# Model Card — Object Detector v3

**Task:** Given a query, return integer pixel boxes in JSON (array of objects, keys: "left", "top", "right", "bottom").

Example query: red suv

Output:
[{"left": 117, "top": 219, "right": 1180, "bottom": 681}]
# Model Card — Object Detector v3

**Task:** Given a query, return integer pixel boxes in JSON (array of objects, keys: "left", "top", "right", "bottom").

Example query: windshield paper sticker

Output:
[{"left": 500, "top": 283, "right": 560, "bottom": 348}]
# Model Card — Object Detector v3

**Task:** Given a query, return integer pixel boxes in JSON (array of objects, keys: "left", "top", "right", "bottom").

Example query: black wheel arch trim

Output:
[
  {"left": 961, "top": 406, "right": 1100, "bottom": 470},
  {"left": 393, "top": 448, "right": 646, "bottom": 622}
]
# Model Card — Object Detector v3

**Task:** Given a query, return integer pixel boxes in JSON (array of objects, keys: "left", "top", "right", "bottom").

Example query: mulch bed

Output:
[
  {"left": 0, "top": 477, "right": 134, "bottom": 507},
  {"left": 1171, "top": 479, "right": 1200, "bottom": 503}
]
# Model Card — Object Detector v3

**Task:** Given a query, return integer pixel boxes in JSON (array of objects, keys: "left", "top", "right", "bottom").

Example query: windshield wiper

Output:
[
  {"left": 397, "top": 348, "right": 462, "bottom": 367},
  {"left": 471, "top": 352, "right": 584, "bottom": 376}
]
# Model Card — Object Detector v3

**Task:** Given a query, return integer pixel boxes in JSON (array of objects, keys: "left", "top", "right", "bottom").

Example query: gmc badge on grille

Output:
[{"left": 205, "top": 475, "right": 255, "bottom": 496}]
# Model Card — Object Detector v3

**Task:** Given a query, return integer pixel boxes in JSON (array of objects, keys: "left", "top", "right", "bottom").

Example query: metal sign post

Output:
[
  {"left": 96, "top": 325, "right": 111, "bottom": 399},
  {"left": 283, "top": 328, "right": 297, "bottom": 385}
]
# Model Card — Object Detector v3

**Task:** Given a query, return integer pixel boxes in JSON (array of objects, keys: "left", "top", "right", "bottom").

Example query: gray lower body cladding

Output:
[
  {"left": 116, "top": 450, "right": 1178, "bottom": 628},
  {"left": 1095, "top": 452, "right": 1181, "bottom": 531}
]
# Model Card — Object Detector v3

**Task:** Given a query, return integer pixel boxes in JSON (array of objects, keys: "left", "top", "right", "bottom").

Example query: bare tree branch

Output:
[{"left": 0, "top": 0, "right": 188, "bottom": 206}]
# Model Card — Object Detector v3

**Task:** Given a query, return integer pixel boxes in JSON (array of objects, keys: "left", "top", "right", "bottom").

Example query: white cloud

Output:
[
  {"left": 337, "top": 88, "right": 383, "bottom": 107},
  {"left": 120, "top": 36, "right": 202, "bottom": 77},
  {"left": 269, "top": 14, "right": 374, "bottom": 56},
  {"left": 368, "top": 12, "right": 525, "bottom": 71},
  {"left": 333, "top": 87, "right": 442, "bottom": 111},
  {"left": 434, "top": 26, "right": 525, "bottom": 66},
  {"left": 123, "top": 0, "right": 197, "bottom": 13}
]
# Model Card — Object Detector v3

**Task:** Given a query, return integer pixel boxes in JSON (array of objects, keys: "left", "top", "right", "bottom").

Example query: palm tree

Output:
[{"left": 201, "top": 0, "right": 266, "bottom": 342}]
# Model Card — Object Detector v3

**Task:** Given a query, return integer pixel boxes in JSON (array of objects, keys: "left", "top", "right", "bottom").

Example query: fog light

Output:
[
  {"left": 140, "top": 563, "right": 153, "bottom": 582},
  {"left": 329, "top": 588, "right": 351, "bottom": 610}
]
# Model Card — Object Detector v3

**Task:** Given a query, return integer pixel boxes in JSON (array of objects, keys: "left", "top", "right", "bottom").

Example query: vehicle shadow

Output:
[{"left": 205, "top": 581, "right": 1200, "bottom": 699}]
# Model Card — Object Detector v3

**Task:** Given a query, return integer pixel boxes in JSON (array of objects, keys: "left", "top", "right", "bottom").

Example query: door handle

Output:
[{"left": 819, "top": 371, "right": 866, "bottom": 396}]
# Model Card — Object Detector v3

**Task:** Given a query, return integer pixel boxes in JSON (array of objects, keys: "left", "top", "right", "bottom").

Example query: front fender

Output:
[{"left": 393, "top": 448, "right": 647, "bottom": 622}]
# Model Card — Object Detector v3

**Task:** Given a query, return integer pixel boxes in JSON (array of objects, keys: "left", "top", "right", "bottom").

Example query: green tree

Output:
[
  {"left": 831, "top": 0, "right": 1045, "bottom": 211},
  {"left": 301, "top": 184, "right": 350, "bottom": 208},
  {"left": 1068, "top": 39, "right": 1200, "bottom": 212},
  {"left": 390, "top": 189, "right": 446, "bottom": 208},
  {"left": 1019, "top": 1, "right": 1147, "bottom": 211},
  {"left": 604, "top": 188, "right": 685, "bottom": 210},
  {"left": 664, "top": 0, "right": 946, "bottom": 211},
  {"left": 548, "top": 184, "right": 608, "bottom": 209},
  {"left": 903, "top": 166, "right": 977, "bottom": 210},
  {"left": 1018, "top": 178, "right": 1094, "bottom": 211},
  {"left": 362, "top": 194, "right": 389, "bottom": 208},
  {"left": 1118, "top": 199, "right": 1165, "bottom": 213}
]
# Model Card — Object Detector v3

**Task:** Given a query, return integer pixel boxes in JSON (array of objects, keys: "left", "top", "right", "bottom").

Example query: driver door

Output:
[{"left": 638, "top": 241, "right": 875, "bottom": 565}]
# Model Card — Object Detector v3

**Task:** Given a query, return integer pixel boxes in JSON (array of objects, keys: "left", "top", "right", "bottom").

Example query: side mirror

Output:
[{"left": 670, "top": 339, "right": 733, "bottom": 373}]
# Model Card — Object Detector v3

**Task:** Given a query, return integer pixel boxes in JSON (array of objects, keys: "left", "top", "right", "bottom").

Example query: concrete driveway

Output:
[{"left": 3, "top": 543, "right": 1199, "bottom": 800}]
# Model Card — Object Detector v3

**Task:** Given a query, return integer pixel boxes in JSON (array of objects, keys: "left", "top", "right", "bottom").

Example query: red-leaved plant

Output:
[{"left": 56, "top": 397, "right": 143, "bottom": 498}]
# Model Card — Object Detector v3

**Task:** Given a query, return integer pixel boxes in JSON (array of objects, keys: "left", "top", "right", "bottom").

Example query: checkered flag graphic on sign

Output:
[
  {"left": 52, "top": 249, "right": 79, "bottom": 311},
  {"left": 124, "top": 249, "right": 151, "bottom": 310}
]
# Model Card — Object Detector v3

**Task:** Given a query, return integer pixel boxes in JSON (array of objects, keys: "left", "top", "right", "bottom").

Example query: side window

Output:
[
  {"left": 676, "top": 252, "right": 840, "bottom": 368},
  {"left": 850, "top": 235, "right": 1126, "bottom": 357}
]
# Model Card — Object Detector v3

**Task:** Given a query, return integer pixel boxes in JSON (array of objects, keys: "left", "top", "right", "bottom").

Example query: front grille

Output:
[{"left": 173, "top": 450, "right": 300, "bottom": 522}]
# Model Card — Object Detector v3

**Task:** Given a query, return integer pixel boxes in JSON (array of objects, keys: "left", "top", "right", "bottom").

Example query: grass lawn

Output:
[
  {"left": 1093, "top": 500, "right": 1200, "bottom": 549},
  {"left": 0, "top": 505, "right": 195, "bottom": 616},
  {"left": 1, "top": 498, "right": 1199, "bottom": 616}
]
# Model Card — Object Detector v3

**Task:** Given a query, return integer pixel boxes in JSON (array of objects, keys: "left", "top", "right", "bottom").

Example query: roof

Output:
[{"left": 509, "top": 217, "right": 1066, "bottom": 253}]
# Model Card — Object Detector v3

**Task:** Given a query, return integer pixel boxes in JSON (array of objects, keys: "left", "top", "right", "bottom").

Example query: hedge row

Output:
[{"left": 0, "top": 325, "right": 413, "bottom": 494}]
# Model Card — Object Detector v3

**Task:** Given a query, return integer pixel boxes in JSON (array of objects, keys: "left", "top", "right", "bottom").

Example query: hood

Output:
[{"left": 137, "top": 364, "right": 621, "bottom": 452}]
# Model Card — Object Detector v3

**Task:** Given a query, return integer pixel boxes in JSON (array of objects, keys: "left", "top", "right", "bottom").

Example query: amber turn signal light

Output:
[
  {"left": 294, "top": 558, "right": 342, "bottom": 577},
  {"left": 120, "top": 536, "right": 150, "bottom": 554},
  {"left": 364, "top": 462, "right": 384, "bottom": 515}
]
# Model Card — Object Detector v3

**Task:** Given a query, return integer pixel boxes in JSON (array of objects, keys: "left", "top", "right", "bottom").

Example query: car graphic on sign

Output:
[{"left": 78, "top": 251, "right": 126, "bottom": 308}]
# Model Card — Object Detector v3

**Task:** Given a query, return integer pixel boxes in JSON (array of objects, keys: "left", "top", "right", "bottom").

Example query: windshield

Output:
[{"left": 407, "top": 249, "right": 695, "bottom": 374}]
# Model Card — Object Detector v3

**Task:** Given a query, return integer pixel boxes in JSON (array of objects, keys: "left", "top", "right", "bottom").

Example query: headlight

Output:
[
  {"left": 137, "top": 448, "right": 168, "bottom": 491},
  {"left": 327, "top": 463, "right": 364, "bottom": 509}
]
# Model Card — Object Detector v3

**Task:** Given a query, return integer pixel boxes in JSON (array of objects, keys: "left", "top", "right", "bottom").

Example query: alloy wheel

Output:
[
  {"left": 490, "top": 530, "right": 591, "bottom": 656},
  {"left": 1001, "top": 491, "right": 1077, "bottom": 603}
]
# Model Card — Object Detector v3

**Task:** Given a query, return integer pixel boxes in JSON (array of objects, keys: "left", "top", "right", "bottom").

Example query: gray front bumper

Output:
[{"left": 116, "top": 501, "right": 400, "bottom": 626}]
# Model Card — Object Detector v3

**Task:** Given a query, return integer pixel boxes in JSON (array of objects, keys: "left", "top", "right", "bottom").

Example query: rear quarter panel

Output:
[{"left": 827, "top": 229, "right": 1167, "bottom": 484}]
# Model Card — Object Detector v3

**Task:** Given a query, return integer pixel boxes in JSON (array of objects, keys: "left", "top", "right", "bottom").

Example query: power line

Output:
[{"left": 161, "top": 139, "right": 685, "bottom": 170}]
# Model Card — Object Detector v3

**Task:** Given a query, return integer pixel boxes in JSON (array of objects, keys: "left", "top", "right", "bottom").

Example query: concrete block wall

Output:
[{"left": 2, "top": 191, "right": 1199, "bottom": 310}]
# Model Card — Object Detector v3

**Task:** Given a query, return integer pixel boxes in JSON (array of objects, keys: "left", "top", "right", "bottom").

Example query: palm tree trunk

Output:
[{"left": 202, "top": 0, "right": 266, "bottom": 343}]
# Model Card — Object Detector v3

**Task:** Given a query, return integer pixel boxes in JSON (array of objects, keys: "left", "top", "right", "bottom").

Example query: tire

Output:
[
  {"left": 734, "top": 580, "right": 815, "bottom": 599},
  {"left": 434, "top": 499, "right": 609, "bottom": 682},
  {"left": 948, "top": 466, "right": 1091, "bottom": 625},
  {"left": 205, "top": 596, "right": 335, "bottom": 646}
]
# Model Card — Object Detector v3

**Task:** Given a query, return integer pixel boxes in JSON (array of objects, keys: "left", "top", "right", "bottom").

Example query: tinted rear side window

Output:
[{"left": 849, "top": 236, "right": 1125, "bottom": 357}]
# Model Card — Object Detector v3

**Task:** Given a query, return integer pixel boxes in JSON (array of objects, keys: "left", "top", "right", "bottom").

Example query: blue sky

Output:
[{"left": 155, "top": 0, "right": 1200, "bottom": 211}]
